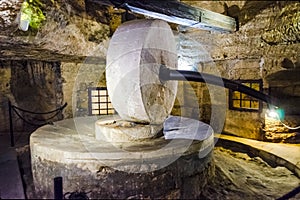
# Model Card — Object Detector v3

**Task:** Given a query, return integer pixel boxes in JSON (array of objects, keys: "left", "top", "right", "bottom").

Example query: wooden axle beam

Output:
[{"left": 92, "top": 0, "right": 237, "bottom": 33}]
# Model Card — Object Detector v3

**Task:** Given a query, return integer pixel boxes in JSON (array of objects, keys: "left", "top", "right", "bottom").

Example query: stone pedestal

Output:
[{"left": 30, "top": 117, "right": 214, "bottom": 199}]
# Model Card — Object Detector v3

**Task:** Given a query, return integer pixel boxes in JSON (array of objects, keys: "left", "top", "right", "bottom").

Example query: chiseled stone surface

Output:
[
  {"left": 177, "top": 1, "right": 300, "bottom": 141},
  {"left": 0, "top": 0, "right": 22, "bottom": 31},
  {"left": 0, "top": 62, "right": 11, "bottom": 132},
  {"left": 0, "top": 1, "right": 299, "bottom": 142},
  {"left": 95, "top": 115, "right": 163, "bottom": 142},
  {"left": 0, "top": 60, "right": 64, "bottom": 132},
  {"left": 30, "top": 117, "right": 214, "bottom": 199},
  {"left": 106, "top": 19, "right": 178, "bottom": 124},
  {"left": 32, "top": 151, "right": 214, "bottom": 199},
  {"left": 0, "top": 2, "right": 110, "bottom": 63}
]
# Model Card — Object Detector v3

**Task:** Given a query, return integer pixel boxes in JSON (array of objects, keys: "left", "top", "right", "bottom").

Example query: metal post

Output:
[
  {"left": 54, "top": 176, "right": 63, "bottom": 199},
  {"left": 8, "top": 101, "right": 14, "bottom": 147}
]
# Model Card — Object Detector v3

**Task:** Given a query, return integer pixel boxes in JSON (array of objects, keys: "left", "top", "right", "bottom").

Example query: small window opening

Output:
[
  {"left": 88, "top": 87, "right": 115, "bottom": 115},
  {"left": 229, "top": 80, "right": 262, "bottom": 112}
]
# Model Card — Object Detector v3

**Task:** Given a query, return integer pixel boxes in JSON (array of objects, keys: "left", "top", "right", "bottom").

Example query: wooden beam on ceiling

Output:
[{"left": 92, "top": 0, "right": 237, "bottom": 33}]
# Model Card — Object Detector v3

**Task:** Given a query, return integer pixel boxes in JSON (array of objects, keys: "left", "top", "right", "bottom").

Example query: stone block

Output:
[{"left": 30, "top": 117, "right": 214, "bottom": 199}]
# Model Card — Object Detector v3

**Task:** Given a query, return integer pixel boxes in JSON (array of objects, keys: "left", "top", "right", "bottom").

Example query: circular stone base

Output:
[
  {"left": 30, "top": 117, "right": 215, "bottom": 199},
  {"left": 95, "top": 115, "right": 163, "bottom": 142}
]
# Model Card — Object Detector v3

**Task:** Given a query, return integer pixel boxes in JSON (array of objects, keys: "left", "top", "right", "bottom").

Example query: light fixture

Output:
[
  {"left": 19, "top": 1, "right": 31, "bottom": 31},
  {"left": 178, "top": 59, "right": 197, "bottom": 71},
  {"left": 267, "top": 110, "right": 278, "bottom": 118},
  {"left": 159, "top": 66, "right": 300, "bottom": 131},
  {"left": 18, "top": 0, "right": 46, "bottom": 31},
  {"left": 266, "top": 107, "right": 285, "bottom": 121},
  {"left": 266, "top": 107, "right": 300, "bottom": 130}
]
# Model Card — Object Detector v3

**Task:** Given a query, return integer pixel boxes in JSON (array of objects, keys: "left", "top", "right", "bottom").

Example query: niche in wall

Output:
[
  {"left": 264, "top": 68, "right": 300, "bottom": 142},
  {"left": 3, "top": 60, "right": 65, "bottom": 132}
]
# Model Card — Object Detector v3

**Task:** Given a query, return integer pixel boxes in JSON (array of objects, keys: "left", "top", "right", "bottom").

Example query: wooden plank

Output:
[{"left": 104, "top": 0, "right": 236, "bottom": 32}]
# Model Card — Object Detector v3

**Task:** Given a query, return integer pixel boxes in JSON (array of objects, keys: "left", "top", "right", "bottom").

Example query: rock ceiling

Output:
[{"left": 0, "top": 0, "right": 299, "bottom": 63}]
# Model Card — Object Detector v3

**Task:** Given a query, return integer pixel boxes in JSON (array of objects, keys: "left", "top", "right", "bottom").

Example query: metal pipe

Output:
[{"left": 159, "top": 66, "right": 279, "bottom": 107}]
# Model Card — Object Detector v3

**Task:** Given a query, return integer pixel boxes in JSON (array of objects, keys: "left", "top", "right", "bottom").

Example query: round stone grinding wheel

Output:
[{"left": 106, "top": 19, "right": 178, "bottom": 124}]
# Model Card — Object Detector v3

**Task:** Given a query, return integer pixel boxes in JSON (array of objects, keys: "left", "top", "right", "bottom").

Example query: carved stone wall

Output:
[
  {"left": 0, "top": 0, "right": 110, "bottom": 132},
  {"left": 0, "top": 60, "right": 64, "bottom": 132},
  {"left": 61, "top": 62, "right": 107, "bottom": 118},
  {"left": 177, "top": 1, "right": 300, "bottom": 141},
  {"left": 0, "top": 62, "right": 12, "bottom": 132},
  {"left": 0, "top": 0, "right": 110, "bottom": 62},
  {"left": 0, "top": 1, "right": 299, "bottom": 141}
]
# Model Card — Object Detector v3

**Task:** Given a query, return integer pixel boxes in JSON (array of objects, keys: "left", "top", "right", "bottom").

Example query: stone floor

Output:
[
  {"left": 216, "top": 134, "right": 300, "bottom": 178},
  {"left": 202, "top": 146, "right": 300, "bottom": 200},
  {"left": 0, "top": 132, "right": 29, "bottom": 199},
  {"left": 1, "top": 129, "right": 300, "bottom": 199}
]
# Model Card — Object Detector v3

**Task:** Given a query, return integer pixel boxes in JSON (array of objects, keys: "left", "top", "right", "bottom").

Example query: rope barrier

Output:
[
  {"left": 11, "top": 103, "right": 67, "bottom": 126},
  {"left": 12, "top": 108, "right": 53, "bottom": 126},
  {"left": 29, "top": 110, "right": 62, "bottom": 122},
  {"left": 11, "top": 102, "right": 67, "bottom": 115},
  {"left": 8, "top": 101, "right": 68, "bottom": 147}
]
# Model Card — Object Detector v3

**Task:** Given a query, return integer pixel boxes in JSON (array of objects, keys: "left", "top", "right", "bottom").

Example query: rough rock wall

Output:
[
  {"left": 61, "top": 62, "right": 107, "bottom": 118},
  {"left": 0, "top": 0, "right": 299, "bottom": 141},
  {"left": 0, "top": 60, "right": 64, "bottom": 132},
  {"left": 179, "top": 1, "right": 300, "bottom": 141},
  {"left": 11, "top": 61, "right": 64, "bottom": 131},
  {"left": 0, "top": 0, "right": 23, "bottom": 32},
  {"left": 0, "top": 0, "right": 110, "bottom": 62},
  {"left": 0, "top": 0, "right": 110, "bottom": 132},
  {"left": 0, "top": 62, "right": 12, "bottom": 132}
]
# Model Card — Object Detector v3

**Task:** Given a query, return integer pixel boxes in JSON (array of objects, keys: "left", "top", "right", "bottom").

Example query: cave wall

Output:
[
  {"left": 60, "top": 62, "right": 107, "bottom": 118},
  {"left": 0, "top": 0, "right": 110, "bottom": 134},
  {"left": 0, "top": 0, "right": 299, "bottom": 142},
  {"left": 179, "top": 1, "right": 300, "bottom": 141},
  {"left": 264, "top": 68, "right": 300, "bottom": 142},
  {"left": 0, "top": 60, "right": 64, "bottom": 132},
  {"left": 0, "top": 0, "right": 110, "bottom": 62},
  {"left": 0, "top": 62, "right": 12, "bottom": 132}
]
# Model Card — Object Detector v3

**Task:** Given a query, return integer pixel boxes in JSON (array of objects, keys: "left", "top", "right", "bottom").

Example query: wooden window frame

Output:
[{"left": 229, "top": 80, "right": 263, "bottom": 112}]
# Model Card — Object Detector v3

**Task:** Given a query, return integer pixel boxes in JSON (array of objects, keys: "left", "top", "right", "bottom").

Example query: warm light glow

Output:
[
  {"left": 266, "top": 107, "right": 300, "bottom": 130},
  {"left": 178, "top": 59, "right": 197, "bottom": 71},
  {"left": 267, "top": 109, "right": 279, "bottom": 119},
  {"left": 266, "top": 107, "right": 285, "bottom": 120}
]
